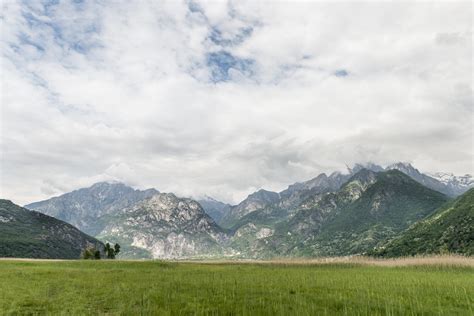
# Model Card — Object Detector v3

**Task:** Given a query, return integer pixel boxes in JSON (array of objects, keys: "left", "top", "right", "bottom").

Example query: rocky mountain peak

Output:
[
  {"left": 248, "top": 189, "right": 280, "bottom": 202},
  {"left": 350, "top": 162, "right": 384, "bottom": 174},
  {"left": 25, "top": 182, "right": 160, "bottom": 235},
  {"left": 428, "top": 172, "right": 473, "bottom": 188},
  {"left": 345, "top": 168, "right": 378, "bottom": 185},
  {"left": 141, "top": 193, "right": 204, "bottom": 217},
  {"left": 386, "top": 162, "right": 419, "bottom": 175}
]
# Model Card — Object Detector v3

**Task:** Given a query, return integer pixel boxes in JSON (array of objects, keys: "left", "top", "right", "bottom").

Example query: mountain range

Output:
[
  {"left": 215, "top": 162, "right": 470, "bottom": 230},
  {"left": 7, "top": 162, "right": 472, "bottom": 259},
  {"left": 226, "top": 169, "right": 450, "bottom": 258},
  {"left": 26, "top": 185, "right": 226, "bottom": 259}
]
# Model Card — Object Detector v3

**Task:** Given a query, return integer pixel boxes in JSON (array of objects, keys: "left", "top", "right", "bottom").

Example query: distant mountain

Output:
[
  {"left": 219, "top": 189, "right": 280, "bottom": 228},
  {"left": 350, "top": 163, "right": 385, "bottom": 174},
  {"left": 372, "top": 188, "right": 474, "bottom": 257},
  {"left": 221, "top": 161, "right": 470, "bottom": 234},
  {"left": 350, "top": 162, "right": 472, "bottom": 197},
  {"left": 216, "top": 161, "right": 470, "bottom": 235},
  {"left": 97, "top": 193, "right": 228, "bottom": 259},
  {"left": 385, "top": 162, "right": 453, "bottom": 196},
  {"left": 0, "top": 199, "right": 103, "bottom": 259},
  {"left": 25, "top": 182, "right": 158, "bottom": 235},
  {"left": 197, "top": 196, "right": 231, "bottom": 223},
  {"left": 427, "top": 172, "right": 473, "bottom": 196},
  {"left": 235, "top": 169, "right": 449, "bottom": 258}
]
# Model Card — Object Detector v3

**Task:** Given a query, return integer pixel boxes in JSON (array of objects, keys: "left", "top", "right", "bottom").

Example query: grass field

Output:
[{"left": 0, "top": 258, "right": 473, "bottom": 315}]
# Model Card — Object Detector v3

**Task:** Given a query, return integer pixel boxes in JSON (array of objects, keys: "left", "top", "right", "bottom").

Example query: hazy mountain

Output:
[
  {"left": 25, "top": 182, "right": 159, "bottom": 235},
  {"left": 237, "top": 169, "right": 449, "bottom": 258},
  {"left": 427, "top": 172, "right": 473, "bottom": 196},
  {"left": 385, "top": 162, "right": 453, "bottom": 196},
  {"left": 97, "top": 193, "right": 228, "bottom": 259},
  {"left": 350, "top": 162, "right": 472, "bottom": 197},
  {"left": 219, "top": 189, "right": 280, "bottom": 229},
  {"left": 372, "top": 188, "right": 474, "bottom": 257},
  {"left": 197, "top": 196, "right": 231, "bottom": 223},
  {"left": 0, "top": 199, "right": 104, "bottom": 259},
  {"left": 350, "top": 162, "right": 385, "bottom": 174}
]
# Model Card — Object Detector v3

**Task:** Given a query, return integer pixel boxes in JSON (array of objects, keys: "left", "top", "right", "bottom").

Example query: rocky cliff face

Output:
[
  {"left": 97, "top": 193, "right": 228, "bottom": 259},
  {"left": 25, "top": 182, "right": 159, "bottom": 235},
  {"left": 0, "top": 199, "right": 104, "bottom": 259}
]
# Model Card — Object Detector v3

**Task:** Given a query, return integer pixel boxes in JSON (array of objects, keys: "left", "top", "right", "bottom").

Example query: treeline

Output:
[{"left": 82, "top": 242, "right": 120, "bottom": 260}]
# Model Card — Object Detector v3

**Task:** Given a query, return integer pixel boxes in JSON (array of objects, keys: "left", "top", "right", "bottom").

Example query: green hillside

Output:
[
  {"left": 373, "top": 188, "right": 474, "bottom": 257},
  {"left": 0, "top": 200, "right": 104, "bottom": 259}
]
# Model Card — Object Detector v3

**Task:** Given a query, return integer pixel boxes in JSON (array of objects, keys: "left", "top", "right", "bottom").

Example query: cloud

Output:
[{"left": 1, "top": 0, "right": 472, "bottom": 205}]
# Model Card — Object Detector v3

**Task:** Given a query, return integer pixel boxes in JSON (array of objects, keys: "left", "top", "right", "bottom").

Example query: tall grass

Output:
[{"left": 0, "top": 258, "right": 472, "bottom": 315}]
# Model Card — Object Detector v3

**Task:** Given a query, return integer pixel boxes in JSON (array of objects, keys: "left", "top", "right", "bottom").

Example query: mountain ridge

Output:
[
  {"left": 372, "top": 188, "right": 474, "bottom": 257},
  {"left": 21, "top": 162, "right": 472, "bottom": 259},
  {"left": 0, "top": 199, "right": 104, "bottom": 259}
]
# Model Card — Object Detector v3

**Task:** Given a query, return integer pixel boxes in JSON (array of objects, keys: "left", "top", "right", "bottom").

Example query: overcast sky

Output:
[{"left": 1, "top": 0, "right": 472, "bottom": 205}]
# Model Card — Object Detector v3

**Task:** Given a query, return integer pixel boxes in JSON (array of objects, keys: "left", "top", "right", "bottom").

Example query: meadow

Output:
[{"left": 0, "top": 257, "right": 473, "bottom": 315}]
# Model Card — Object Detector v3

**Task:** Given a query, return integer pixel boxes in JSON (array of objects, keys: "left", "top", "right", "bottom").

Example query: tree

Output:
[
  {"left": 94, "top": 250, "right": 101, "bottom": 259},
  {"left": 81, "top": 247, "right": 101, "bottom": 260},
  {"left": 81, "top": 248, "right": 92, "bottom": 259},
  {"left": 114, "top": 243, "right": 121, "bottom": 257},
  {"left": 104, "top": 243, "right": 114, "bottom": 259},
  {"left": 104, "top": 242, "right": 121, "bottom": 259}
]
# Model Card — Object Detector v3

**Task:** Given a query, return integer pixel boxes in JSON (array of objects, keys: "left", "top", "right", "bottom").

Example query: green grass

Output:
[{"left": 0, "top": 260, "right": 473, "bottom": 315}]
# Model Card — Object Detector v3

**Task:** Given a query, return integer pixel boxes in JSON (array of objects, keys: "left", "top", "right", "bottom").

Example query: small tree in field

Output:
[
  {"left": 104, "top": 243, "right": 113, "bottom": 259},
  {"left": 81, "top": 247, "right": 101, "bottom": 260},
  {"left": 104, "top": 242, "right": 121, "bottom": 259},
  {"left": 114, "top": 243, "right": 121, "bottom": 257},
  {"left": 94, "top": 250, "right": 101, "bottom": 259},
  {"left": 81, "top": 248, "right": 92, "bottom": 259}
]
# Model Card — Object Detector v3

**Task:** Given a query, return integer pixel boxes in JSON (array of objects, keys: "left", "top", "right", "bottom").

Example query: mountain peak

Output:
[
  {"left": 25, "top": 183, "right": 161, "bottom": 235},
  {"left": 90, "top": 181, "right": 124, "bottom": 187},
  {"left": 350, "top": 162, "right": 384, "bottom": 174},
  {"left": 248, "top": 189, "right": 279, "bottom": 200},
  {"left": 386, "top": 162, "right": 418, "bottom": 173}
]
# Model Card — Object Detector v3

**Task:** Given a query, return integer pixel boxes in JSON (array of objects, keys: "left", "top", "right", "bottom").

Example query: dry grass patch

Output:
[{"left": 180, "top": 255, "right": 474, "bottom": 267}]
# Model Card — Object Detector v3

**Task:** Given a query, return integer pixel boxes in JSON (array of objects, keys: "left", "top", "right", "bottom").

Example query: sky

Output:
[{"left": 1, "top": 0, "right": 473, "bottom": 205}]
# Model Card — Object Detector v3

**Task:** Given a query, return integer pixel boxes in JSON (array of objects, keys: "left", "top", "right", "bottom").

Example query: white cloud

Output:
[{"left": 1, "top": 0, "right": 472, "bottom": 205}]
